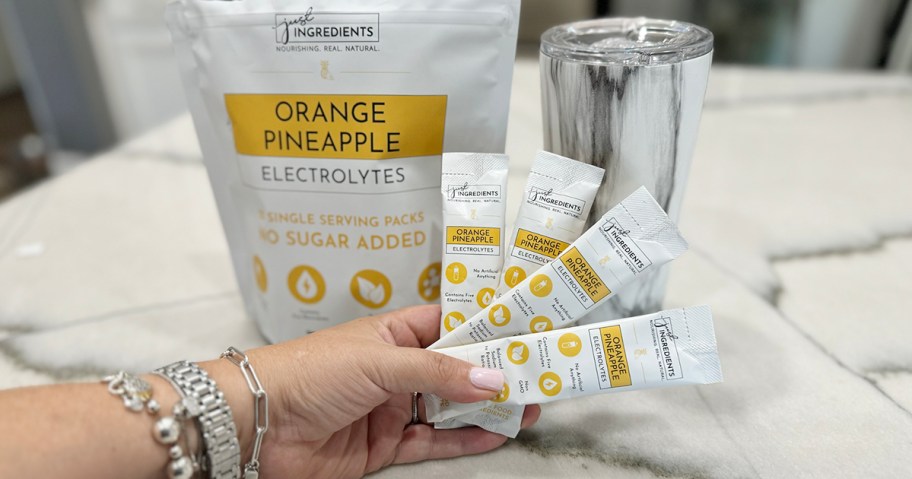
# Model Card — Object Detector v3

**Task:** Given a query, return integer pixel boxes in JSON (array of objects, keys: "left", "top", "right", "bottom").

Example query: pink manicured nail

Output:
[{"left": 470, "top": 368, "right": 505, "bottom": 392}]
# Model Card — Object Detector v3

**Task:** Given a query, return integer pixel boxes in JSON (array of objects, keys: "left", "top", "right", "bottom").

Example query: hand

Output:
[{"left": 205, "top": 305, "right": 541, "bottom": 478}]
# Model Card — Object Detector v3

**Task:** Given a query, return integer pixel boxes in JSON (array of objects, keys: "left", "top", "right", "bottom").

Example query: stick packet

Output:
[
  {"left": 437, "top": 152, "right": 601, "bottom": 432},
  {"left": 431, "top": 186, "right": 688, "bottom": 350},
  {"left": 495, "top": 151, "right": 604, "bottom": 298},
  {"left": 166, "top": 0, "right": 521, "bottom": 341},
  {"left": 430, "top": 186, "right": 687, "bottom": 435},
  {"left": 440, "top": 153, "right": 510, "bottom": 336},
  {"left": 426, "top": 306, "right": 722, "bottom": 436}
]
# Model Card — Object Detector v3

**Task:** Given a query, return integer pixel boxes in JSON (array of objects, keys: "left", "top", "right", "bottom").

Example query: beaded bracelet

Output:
[{"left": 103, "top": 372, "right": 197, "bottom": 479}]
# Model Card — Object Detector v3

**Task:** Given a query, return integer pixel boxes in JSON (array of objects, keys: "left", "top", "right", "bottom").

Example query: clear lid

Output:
[{"left": 541, "top": 17, "right": 713, "bottom": 66}]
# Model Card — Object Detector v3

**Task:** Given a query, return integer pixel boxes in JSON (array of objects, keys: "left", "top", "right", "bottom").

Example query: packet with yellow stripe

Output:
[
  {"left": 440, "top": 153, "right": 510, "bottom": 336},
  {"left": 431, "top": 186, "right": 688, "bottom": 350},
  {"left": 426, "top": 306, "right": 722, "bottom": 434},
  {"left": 495, "top": 151, "right": 604, "bottom": 298},
  {"left": 430, "top": 186, "right": 688, "bottom": 435},
  {"left": 166, "top": 0, "right": 520, "bottom": 341}
]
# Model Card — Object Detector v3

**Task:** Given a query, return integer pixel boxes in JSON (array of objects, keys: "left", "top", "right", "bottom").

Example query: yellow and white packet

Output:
[
  {"left": 166, "top": 0, "right": 520, "bottom": 341},
  {"left": 495, "top": 151, "right": 604, "bottom": 298},
  {"left": 427, "top": 306, "right": 722, "bottom": 436},
  {"left": 440, "top": 153, "right": 510, "bottom": 336},
  {"left": 432, "top": 186, "right": 688, "bottom": 349},
  {"left": 430, "top": 186, "right": 687, "bottom": 435}
]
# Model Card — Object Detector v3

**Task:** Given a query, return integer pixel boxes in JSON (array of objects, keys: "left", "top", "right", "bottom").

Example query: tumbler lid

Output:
[{"left": 541, "top": 17, "right": 713, "bottom": 66}]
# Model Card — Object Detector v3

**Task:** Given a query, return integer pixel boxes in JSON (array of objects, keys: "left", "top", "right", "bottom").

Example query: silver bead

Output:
[
  {"left": 153, "top": 416, "right": 181, "bottom": 445},
  {"left": 169, "top": 445, "right": 183, "bottom": 459},
  {"left": 147, "top": 399, "right": 161, "bottom": 414},
  {"left": 168, "top": 456, "right": 194, "bottom": 479},
  {"left": 124, "top": 396, "right": 144, "bottom": 412}
]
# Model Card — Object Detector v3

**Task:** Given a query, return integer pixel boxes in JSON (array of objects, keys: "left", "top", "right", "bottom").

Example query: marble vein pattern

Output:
[
  {"left": 1, "top": 61, "right": 911, "bottom": 477},
  {"left": 540, "top": 52, "right": 711, "bottom": 322},
  {"left": 774, "top": 237, "right": 912, "bottom": 414},
  {"left": 0, "top": 153, "right": 234, "bottom": 331}
]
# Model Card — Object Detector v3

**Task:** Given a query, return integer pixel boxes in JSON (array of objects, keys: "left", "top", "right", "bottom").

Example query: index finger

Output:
[{"left": 376, "top": 304, "right": 443, "bottom": 348}]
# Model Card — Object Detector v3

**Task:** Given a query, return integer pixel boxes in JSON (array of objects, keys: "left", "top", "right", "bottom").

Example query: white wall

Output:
[
  {"left": 794, "top": 0, "right": 903, "bottom": 69},
  {"left": 520, "top": 0, "right": 595, "bottom": 43},
  {"left": 612, "top": 0, "right": 906, "bottom": 70},
  {"left": 77, "top": 0, "right": 599, "bottom": 140},
  {"left": 81, "top": 0, "right": 187, "bottom": 140},
  {"left": 888, "top": 2, "right": 912, "bottom": 71}
]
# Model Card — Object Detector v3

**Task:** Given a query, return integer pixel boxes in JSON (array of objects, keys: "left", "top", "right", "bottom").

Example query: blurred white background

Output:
[{"left": 0, "top": 0, "right": 909, "bottom": 198}]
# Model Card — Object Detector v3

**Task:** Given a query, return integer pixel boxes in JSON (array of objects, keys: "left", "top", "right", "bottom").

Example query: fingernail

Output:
[{"left": 469, "top": 367, "right": 504, "bottom": 392}]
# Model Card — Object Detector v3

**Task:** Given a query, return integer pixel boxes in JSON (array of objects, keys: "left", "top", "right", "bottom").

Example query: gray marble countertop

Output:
[{"left": 2, "top": 60, "right": 912, "bottom": 478}]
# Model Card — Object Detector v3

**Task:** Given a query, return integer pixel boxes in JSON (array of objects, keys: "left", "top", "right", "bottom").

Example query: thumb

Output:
[{"left": 368, "top": 347, "right": 504, "bottom": 404}]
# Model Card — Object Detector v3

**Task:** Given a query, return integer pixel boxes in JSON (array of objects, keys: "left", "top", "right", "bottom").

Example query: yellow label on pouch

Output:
[
  {"left": 446, "top": 227, "right": 502, "bottom": 246},
  {"left": 513, "top": 229, "right": 570, "bottom": 260},
  {"left": 559, "top": 247, "right": 611, "bottom": 305},
  {"left": 439, "top": 153, "right": 509, "bottom": 337},
  {"left": 225, "top": 94, "right": 447, "bottom": 159},
  {"left": 599, "top": 325, "right": 632, "bottom": 388}
]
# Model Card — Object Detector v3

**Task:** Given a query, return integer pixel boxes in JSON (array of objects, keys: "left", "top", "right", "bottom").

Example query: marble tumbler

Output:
[{"left": 541, "top": 18, "right": 713, "bottom": 321}]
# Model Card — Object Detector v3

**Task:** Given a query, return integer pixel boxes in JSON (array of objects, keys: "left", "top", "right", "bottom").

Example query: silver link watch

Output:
[{"left": 156, "top": 361, "right": 241, "bottom": 479}]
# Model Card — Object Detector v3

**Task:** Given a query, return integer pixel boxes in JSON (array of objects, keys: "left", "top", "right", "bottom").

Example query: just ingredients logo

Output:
[{"left": 274, "top": 8, "right": 380, "bottom": 45}]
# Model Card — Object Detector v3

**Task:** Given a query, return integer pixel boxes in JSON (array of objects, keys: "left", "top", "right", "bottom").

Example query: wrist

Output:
[
  {"left": 200, "top": 347, "right": 277, "bottom": 470},
  {"left": 199, "top": 358, "right": 256, "bottom": 461}
]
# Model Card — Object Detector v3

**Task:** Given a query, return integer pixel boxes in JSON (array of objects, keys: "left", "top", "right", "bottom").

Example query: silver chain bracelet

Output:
[{"left": 221, "top": 347, "right": 269, "bottom": 479}]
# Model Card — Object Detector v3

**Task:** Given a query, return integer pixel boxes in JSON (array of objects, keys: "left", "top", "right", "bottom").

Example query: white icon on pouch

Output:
[
  {"left": 296, "top": 271, "right": 320, "bottom": 300},
  {"left": 511, "top": 347, "right": 526, "bottom": 362},
  {"left": 357, "top": 277, "right": 386, "bottom": 306},
  {"left": 445, "top": 313, "right": 465, "bottom": 330},
  {"left": 481, "top": 291, "right": 493, "bottom": 306}
]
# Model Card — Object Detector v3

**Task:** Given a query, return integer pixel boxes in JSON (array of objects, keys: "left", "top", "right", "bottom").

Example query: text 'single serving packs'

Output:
[{"left": 166, "top": 0, "right": 521, "bottom": 341}]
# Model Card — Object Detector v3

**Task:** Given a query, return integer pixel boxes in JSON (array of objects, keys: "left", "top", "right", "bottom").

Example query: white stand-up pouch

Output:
[{"left": 166, "top": 0, "right": 520, "bottom": 341}]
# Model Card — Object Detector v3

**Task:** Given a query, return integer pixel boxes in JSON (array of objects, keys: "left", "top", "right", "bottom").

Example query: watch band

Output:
[{"left": 156, "top": 361, "right": 241, "bottom": 479}]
